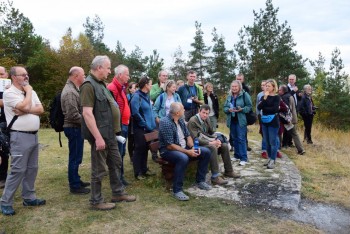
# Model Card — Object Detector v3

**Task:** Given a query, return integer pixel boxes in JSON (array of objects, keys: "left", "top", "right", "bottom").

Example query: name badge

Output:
[{"left": 187, "top": 98, "right": 193, "bottom": 103}]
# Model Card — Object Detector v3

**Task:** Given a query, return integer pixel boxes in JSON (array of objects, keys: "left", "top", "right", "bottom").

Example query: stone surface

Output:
[{"left": 186, "top": 139, "right": 302, "bottom": 211}]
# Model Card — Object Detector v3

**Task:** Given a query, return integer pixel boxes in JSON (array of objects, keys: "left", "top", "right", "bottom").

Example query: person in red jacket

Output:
[{"left": 107, "top": 65, "right": 131, "bottom": 186}]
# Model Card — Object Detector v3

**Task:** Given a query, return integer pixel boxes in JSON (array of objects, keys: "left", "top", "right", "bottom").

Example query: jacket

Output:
[
  {"left": 153, "top": 92, "right": 182, "bottom": 119},
  {"left": 204, "top": 92, "right": 219, "bottom": 118},
  {"left": 223, "top": 91, "right": 252, "bottom": 128},
  {"left": 130, "top": 90, "right": 156, "bottom": 132},
  {"left": 177, "top": 83, "right": 204, "bottom": 110}
]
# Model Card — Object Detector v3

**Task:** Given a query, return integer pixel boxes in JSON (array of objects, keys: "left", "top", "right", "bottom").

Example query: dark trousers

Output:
[
  {"left": 127, "top": 127, "right": 135, "bottom": 162},
  {"left": 0, "top": 153, "right": 8, "bottom": 181},
  {"left": 282, "top": 128, "right": 293, "bottom": 147},
  {"left": 64, "top": 127, "right": 84, "bottom": 189},
  {"left": 302, "top": 114, "right": 314, "bottom": 143},
  {"left": 119, "top": 124, "right": 128, "bottom": 179},
  {"left": 132, "top": 127, "right": 149, "bottom": 177}
]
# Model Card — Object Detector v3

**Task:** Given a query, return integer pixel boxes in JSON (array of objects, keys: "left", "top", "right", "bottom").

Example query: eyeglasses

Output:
[{"left": 15, "top": 74, "right": 28, "bottom": 77}]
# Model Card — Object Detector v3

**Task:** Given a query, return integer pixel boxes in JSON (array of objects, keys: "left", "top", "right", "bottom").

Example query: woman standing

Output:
[
  {"left": 257, "top": 79, "right": 280, "bottom": 169},
  {"left": 223, "top": 80, "right": 252, "bottom": 166},
  {"left": 204, "top": 82, "right": 219, "bottom": 131},
  {"left": 153, "top": 80, "right": 181, "bottom": 123},
  {"left": 299, "top": 84, "right": 316, "bottom": 144},
  {"left": 127, "top": 82, "right": 137, "bottom": 163},
  {"left": 130, "top": 77, "right": 156, "bottom": 180}
]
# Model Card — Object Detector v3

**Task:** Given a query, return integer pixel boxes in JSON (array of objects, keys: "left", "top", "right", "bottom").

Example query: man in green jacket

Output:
[
  {"left": 187, "top": 105, "right": 240, "bottom": 186},
  {"left": 150, "top": 70, "right": 168, "bottom": 102}
]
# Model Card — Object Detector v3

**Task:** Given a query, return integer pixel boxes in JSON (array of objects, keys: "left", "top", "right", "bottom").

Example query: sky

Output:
[{"left": 9, "top": 0, "right": 350, "bottom": 75}]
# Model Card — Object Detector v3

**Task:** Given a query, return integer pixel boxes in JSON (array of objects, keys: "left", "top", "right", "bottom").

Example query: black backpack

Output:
[{"left": 49, "top": 91, "right": 64, "bottom": 147}]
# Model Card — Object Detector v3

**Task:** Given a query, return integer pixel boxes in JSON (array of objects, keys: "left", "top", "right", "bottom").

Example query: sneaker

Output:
[
  {"left": 111, "top": 193, "right": 136, "bottom": 203},
  {"left": 239, "top": 161, "right": 247, "bottom": 166},
  {"left": 91, "top": 202, "right": 116, "bottom": 211},
  {"left": 298, "top": 150, "right": 306, "bottom": 155},
  {"left": 264, "top": 159, "right": 270, "bottom": 166},
  {"left": 277, "top": 151, "right": 283, "bottom": 158},
  {"left": 172, "top": 191, "right": 189, "bottom": 201},
  {"left": 135, "top": 175, "right": 146, "bottom": 180},
  {"left": 0, "top": 180, "right": 5, "bottom": 189},
  {"left": 23, "top": 198, "right": 46, "bottom": 206},
  {"left": 70, "top": 187, "right": 90, "bottom": 195},
  {"left": 267, "top": 160, "right": 275, "bottom": 169},
  {"left": 223, "top": 171, "right": 241, "bottom": 179},
  {"left": 211, "top": 176, "right": 228, "bottom": 185},
  {"left": 261, "top": 152, "right": 268, "bottom": 159},
  {"left": 80, "top": 181, "right": 91, "bottom": 187},
  {"left": 1, "top": 205, "right": 15, "bottom": 216},
  {"left": 231, "top": 157, "right": 239, "bottom": 162},
  {"left": 196, "top": 181, "right": 212, "bottom": 190},
  {"left": 144, "top": 169, "right": 156, "bottom": 177}
]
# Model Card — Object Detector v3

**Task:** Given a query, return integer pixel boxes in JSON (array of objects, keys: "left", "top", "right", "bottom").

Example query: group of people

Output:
[{"left": 0, "top": 57, "right": 317, "bottom": 214}]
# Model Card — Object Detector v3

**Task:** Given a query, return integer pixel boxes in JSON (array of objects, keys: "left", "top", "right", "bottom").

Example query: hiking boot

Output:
[
  {"left": 111, "top": 193, "right": 136, "bottom": 203},
  {"left": 261, "top": 151, "right": 268, "bottom": 159},
  {"left": 70, "top": 187, "right": 90, "bottom": 195},
  {"left": 91, "top": 202, "right": 116, "bottom": 211},
  {"left": 211, "top": 176, "right": 228, "bottom": 185},
  {"left": 277, "top": 151, "right": 283, "bottom": 158},
  {"left": 1, "top": 205, "right": 15, "bottom": 216},
  {"left": 196, "top": 182, "right": 212, "bottom": 191},
  {"left": 224, "top": 171, "right": 241, "bottom": 179},
  {"left": 23, "top": 198, "right": 46, "bottom": 207},
  {"left": 267, "top": 160, "right": 275, "bottom": 169},
  {"left": 298, "top": 150, "right": 306, "bottom": 155},
  {"left": 80, "top": 181, "right": 91, "bottom": 187}
]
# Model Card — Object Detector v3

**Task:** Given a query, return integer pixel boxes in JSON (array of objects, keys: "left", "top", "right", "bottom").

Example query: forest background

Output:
[{"left": 1, "top": 0, "right": 349, "bottom": 130}]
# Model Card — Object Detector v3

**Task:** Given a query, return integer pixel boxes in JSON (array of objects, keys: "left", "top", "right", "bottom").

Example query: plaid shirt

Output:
[{"left": 159, "top": 114, "right": 190, "bottom": 154}]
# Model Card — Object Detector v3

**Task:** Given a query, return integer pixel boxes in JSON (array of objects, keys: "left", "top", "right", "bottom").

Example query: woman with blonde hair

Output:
[
  {"left": 204, "top": 82, "right": 219, "bottom": 131},
  {"left": 223, "top": 80, "right": 253, "bottom": 166},
  {"left": 153, "top": 80, "right": 181, "bottom": 123},
  {"left": 257, "top": 79, "right": 280, "bottom": 169}
]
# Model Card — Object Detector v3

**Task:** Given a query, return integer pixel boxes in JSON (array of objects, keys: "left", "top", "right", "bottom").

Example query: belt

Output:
[{"left": 10, "top": 130, "right": 38, "bottom": 134}]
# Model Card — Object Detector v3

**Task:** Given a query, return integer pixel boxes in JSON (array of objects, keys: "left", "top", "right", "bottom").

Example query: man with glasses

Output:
[
  {"left": 107, "top": 64, "right": 131, "bottom": 186},
  {"left": 1, "top": 66, "right": 45, "bottom": 215},
  {"left": 80, "top": 56, "right": 136, "bottom": 211},
  {"left": 61, "top": 67, "right": 90, "bottom": 195}
]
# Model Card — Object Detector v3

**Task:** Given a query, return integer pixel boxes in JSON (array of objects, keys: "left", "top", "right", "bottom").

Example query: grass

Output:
[{"left": 1, "top": 125, "right": 347, "bottom": 233}]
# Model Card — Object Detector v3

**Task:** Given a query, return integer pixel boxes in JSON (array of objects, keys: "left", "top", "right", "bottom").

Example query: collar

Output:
[{"left": 196, "top": 113, "right": 204, "bottom": 125}]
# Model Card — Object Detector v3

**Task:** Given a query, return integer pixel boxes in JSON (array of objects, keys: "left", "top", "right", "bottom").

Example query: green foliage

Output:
[
  {"left": 145, "top": 49, "right": 164, "bottom": 83},
  {"left": 234, "top": 0, "right": 308, "bottom": 98},
  {"left": 316, "top": 48, "right": 350, "bottom": 130},
  {"left": 169, "top": 46, "right": 187, "bottom": 81},
  {"left": 207, "top": 27, "right": 236, "bottom": 95},
  {"left": 0, "top": 1, "right": 45, "bottom": 64},
  {"left": 188, "top": 21, "right": 211, "bottom": 83},
  {"left": 83, "top": 15, "right": 110, "bottom": 54}
]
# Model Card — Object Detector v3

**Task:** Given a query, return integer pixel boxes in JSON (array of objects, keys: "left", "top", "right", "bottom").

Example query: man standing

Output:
[
  {"left": 159, "top": 103, "right": 211, "bottom": 201},
  {"left": 61, "top": 67, "right": 90, "bottom": 194},
  {"left": 0, "top": 66, "right": 9, "bottom": 189},
  {"left": 107, "top": 65, "right": 131, "bottom": 186},
  {"left": 287, "top": 74, "right": 301, "bottom": 107},
  {"left": 1, "top": 66, "right": 45, "bottom": 215},
  {"left": 80, "top": 56, "right": 136, "bottom": 211},
  {"left": 177, "top": 71, "right": 204, "bottom": 121},
  {"left": 236, "top": 74, "right": 251, "bottom": 151},
  {"left": 187, "top": 105, "right": 240, "bottom": 186},
  {"left": 150, "top": 70, "right": 168, "bottom": 102}
]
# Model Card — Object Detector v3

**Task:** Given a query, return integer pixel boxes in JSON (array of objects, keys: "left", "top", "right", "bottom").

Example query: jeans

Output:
[
  {"left": 262, "top": 124, "right": 279, "bottom": 160},
  {"left": 118, "top": 124, "right": 128, "bottom": 179},
  {"left": 161, "top": 146, "right": 210, "bottom": 193},
  {"left": 64, "top": 127, "right": 84, "bottom": 189},
  {"left": 229, "top": 122, "right": 248, "bottom": 162}
]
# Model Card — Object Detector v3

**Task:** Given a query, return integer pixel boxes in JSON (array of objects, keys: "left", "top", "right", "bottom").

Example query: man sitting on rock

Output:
[
  {"left": 188, "top": 104, "right": 240, "bottom": 186},
  {"left": 159, "top": 102, "right": 212, "bottom": 201}
]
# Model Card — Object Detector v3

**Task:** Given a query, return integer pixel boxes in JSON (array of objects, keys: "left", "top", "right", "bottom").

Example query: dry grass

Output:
[
  {"left": 246, "top": 122, "right": 350, "bottom": 208},
  {"left": 0, "top": 128, "right": 324, "bottom": 233}
]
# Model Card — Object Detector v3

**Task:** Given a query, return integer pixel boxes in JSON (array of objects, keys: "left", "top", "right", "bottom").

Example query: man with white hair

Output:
[
  {"left": 80, "top": 56, "right": 136, "bottom": 211},
  {"left": 107, "top": 64, "right": 131, "bottom": 186}
]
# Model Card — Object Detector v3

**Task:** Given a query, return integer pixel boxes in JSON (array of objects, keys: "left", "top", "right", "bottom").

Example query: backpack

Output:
[
  {"left": 49, "top": 91, "right": 64, "bottom": 147},
  {"left": 279, "top": 101, "right": 293, "bottom": 124}
]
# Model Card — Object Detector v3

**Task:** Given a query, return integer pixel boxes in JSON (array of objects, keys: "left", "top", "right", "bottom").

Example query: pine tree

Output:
[
  {"left": 170, "top": 46, "right": 187, "bottom": 81},
  {"left": 83, "top": 15, "right": 110, "bottom": 54},
  {"left": 188, "top": 21, "right": 210, "bottom": 84},
  {"left": 234, "top": 0, "right": 307, "bottom": 98}
]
